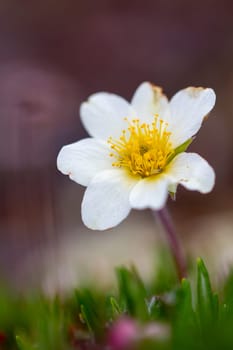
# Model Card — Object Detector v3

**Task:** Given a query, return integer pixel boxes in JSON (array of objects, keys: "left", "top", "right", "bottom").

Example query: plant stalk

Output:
[{"left": 154, "top": 207, "right": 187, "bottom": 280}]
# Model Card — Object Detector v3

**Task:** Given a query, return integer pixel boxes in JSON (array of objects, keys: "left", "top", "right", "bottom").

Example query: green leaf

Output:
[
  {"left": 151, "top": 248, "right": 177, "bottom": 294},
  {"left": 196, "top": 258, "right": 217, "bottom": 326},
  {"left": 109, "top": 296, "right": 122, "bottom": 318},
  {"left": 180, "top": 278, "right": 193, "bottom": 313},
  {"left": 16, "top": 335, "right": 35, "bottom": 350},
  {"left": 80, "top": 304, "right": 94, "bottom": 334},
  {"left": 75, "top": 288, "right": 107, "bottom": 338},
  {"left": 167, "top": 137, "right": 194, "bottom": 165},
  {"left": 116, "top": 266, "right": 148, "bottom": 321},
  {"left": 213, "top": 292, "right": 219, "bottom": 320},
  {"left": 173, "top": 278, "right": 198, "bottom": 348},
  {"left": 166, "top": 138, "right": 194, "bottom": 198}
]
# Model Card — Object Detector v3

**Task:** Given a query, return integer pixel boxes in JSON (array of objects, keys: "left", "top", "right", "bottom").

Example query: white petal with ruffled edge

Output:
[
  {"left": 169, "top": 87, "right": 216, "bottom": 148},
  {"left": 81, "top": 169, "right": 138, "bottom": 230},
  {"left": 131, "top": 82, "right": 170, "bottom": 124},
  {"left": 80, "top": 93, "right": 136, "bottom": 140},
  {"left": 129, "top": 175, "right": 169, "bottom": 210},
  {"left": 165, "top": 152, "right": 215, "bottom": 193},
  {"left": 57, "top": 138, "right": 112, "bottom": 186}
]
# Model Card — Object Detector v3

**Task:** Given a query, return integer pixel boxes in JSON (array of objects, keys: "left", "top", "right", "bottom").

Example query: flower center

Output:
[{"left": 108, "top": 115, "right": 174, "bottom": 178}]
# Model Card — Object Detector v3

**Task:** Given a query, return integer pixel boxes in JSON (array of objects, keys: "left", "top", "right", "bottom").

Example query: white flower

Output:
[{"left": 57, "top": 82, "right": 216, "bottom": 230}]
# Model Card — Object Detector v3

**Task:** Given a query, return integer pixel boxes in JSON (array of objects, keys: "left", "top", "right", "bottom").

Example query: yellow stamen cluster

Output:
[{"left": 108, "top": 115, "right": 174, "bottom": 178}]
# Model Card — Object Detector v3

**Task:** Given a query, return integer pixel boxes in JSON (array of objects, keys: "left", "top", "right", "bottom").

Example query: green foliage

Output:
[
  {"left": 172, "top": 278, "right": 198, "bottom": 349},
  {"left": 167, "top": 137, "right": 194, "bottom": 165},
  {"left": 166, "top": 137, "right": 194, "bottom": 198},
  {"left": 196, "top": 258, "right": 217, "bottom": 326},
  {"left": 116, "top": 266, "right": 148, "bottom": 321},
  {"left": 1, "top": 258, "right": 233, "bottom": 349}
]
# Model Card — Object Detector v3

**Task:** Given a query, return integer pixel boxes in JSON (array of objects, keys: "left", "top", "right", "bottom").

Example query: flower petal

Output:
[
  {"left": 131, "top": 82, "right": 170, "bottom": 124},
  {"left": 80, "top": 92, "right": 135, "bottom": 140},
  {"left": 169, "top": 87, "right": 216, "bottom": 147},
  {"left": 81, "top": 169, "right": 138, "bottom": 230},
  {"left": 165, "top": 152, "right": 215, "bottom": 193},
  {"left": 129, "top": 175, "right": 169, "bottom": 210},
  {"left": 57, "top": 138, "right": 112, "bottom": 186}
]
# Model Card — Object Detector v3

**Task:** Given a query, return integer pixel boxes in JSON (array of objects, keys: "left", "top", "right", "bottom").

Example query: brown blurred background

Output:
[{"left": 1, "top": 0, "right": 233, "bottom": 291}]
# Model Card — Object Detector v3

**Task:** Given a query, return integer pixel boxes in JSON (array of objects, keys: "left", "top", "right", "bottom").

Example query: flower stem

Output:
[{"left": 154, "top": 207, "right": 187, "bottom": 280}]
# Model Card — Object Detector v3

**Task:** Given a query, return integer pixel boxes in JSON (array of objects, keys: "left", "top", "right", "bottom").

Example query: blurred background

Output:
[{"left": 1, "top": 0, "right": 233, "bottom": 292}]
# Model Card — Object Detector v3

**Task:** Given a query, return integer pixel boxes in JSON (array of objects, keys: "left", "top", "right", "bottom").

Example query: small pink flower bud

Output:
[{"left": 107, "top": 317, "right": 138, "bottom": 350}]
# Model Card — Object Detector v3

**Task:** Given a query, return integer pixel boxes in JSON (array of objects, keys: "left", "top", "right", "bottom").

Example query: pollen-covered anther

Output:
[{"left": 108, "top": 116, "right": 174, "bottom": 178}]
